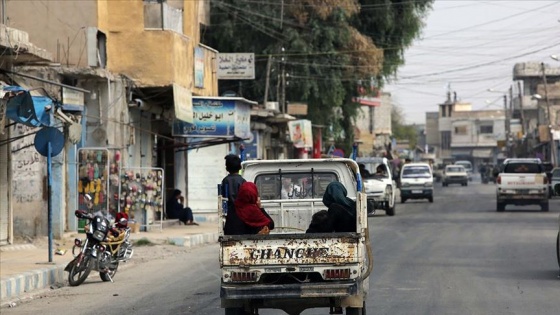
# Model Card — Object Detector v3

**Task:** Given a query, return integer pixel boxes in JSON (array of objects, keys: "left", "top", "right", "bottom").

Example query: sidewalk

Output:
[{"left": 0, "top": 220, "right": 219, "bottom": 303}]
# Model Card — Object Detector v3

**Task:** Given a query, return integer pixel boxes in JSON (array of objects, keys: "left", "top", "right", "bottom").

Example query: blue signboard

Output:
[
  {"left": 242, "top": 130, "right": 259, "bottom": 160},
  {"left": 172, "top": 97, "right": 251, "bottom": 139}
]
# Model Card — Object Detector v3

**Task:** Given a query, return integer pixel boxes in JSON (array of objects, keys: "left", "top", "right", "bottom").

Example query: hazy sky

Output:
[{"left": 384, "top": 0, "right": 560, "bottom": 124}]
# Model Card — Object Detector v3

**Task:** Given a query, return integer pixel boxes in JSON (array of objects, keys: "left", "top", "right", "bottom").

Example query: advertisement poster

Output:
[
  {"left": 288, "top": 120, "right": 313, "bottom": 148},
  {"left": 194, "top": 47, "right": 205, "bottom": 88}
]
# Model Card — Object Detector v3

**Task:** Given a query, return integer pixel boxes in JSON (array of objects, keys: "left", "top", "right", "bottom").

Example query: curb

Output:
[
  {"left": 0, "top": 264, "right": 66, "bottom": 304},
  {"left": 167, "top": 232, "right": 220, "bottom": 247},
  {"left": 0, "top": 232, "right": 220, "bottom": 305}
]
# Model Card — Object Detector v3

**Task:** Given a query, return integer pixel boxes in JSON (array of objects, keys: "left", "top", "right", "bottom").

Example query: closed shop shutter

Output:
[{"left": 0, "top": 132, "right": 9, "bottom": 245}]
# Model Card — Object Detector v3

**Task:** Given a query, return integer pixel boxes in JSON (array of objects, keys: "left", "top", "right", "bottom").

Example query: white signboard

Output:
[
  {"left": 173, "top": 84, "right": 193, "bottom": 124},
  {"left": 217, "top": 53, "right": 255, "bottom": 80}
]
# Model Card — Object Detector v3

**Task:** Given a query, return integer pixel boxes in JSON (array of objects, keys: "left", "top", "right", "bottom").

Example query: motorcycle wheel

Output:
[
  {"left": 68, "top": 254, "right": 93, "bottom": 286},
  {"left": 100, "top": 260, "right": 119, "bottom": 282}
]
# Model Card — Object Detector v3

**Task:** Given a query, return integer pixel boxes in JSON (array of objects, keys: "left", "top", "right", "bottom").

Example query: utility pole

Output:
[
  {"left": 541, "top": 62, "right": 557, "bottom": 165},
  {"left": 263, "top": 55, "right": 272, "bottom": 107},
  {"left": 517, "top": 81, "right": 525, "bottom": 136},
  {"left": 504, "top": 94, "right": 510, "bottom": 158}
]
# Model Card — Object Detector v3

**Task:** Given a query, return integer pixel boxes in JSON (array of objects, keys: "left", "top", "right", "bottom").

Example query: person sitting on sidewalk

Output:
[{"left": 166, "top": 189, "right": 199, "bottom": 225}]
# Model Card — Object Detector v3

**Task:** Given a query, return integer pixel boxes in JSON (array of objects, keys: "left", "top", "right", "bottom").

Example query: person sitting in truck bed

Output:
[
  {"left": 322, "top": 182, "right": 356, "bottom": 233},
  {"left": 234, "top": 182, "right": 275, "bottom": 235}
]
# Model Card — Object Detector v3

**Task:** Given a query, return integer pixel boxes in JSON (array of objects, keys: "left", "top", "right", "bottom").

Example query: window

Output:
[
  {"left": 454, "top": 126, "right": 467, "bottom": 135},
  {"left": 254, "top": 172, "right": 338, "bottom": 200},
  {"left": 503, "top": 163, "right": 542, "bottom": 173},
  {"left": 480, "top": 125, "right": 493, "bottom": 134},
  {"left": 402, "top": 166, "right": 431, "bottom": 178}
]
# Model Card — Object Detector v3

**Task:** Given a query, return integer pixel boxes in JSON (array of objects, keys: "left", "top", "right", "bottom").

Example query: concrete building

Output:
[
  {"left": 354, "top": 92, "right": 392, "bottom": 157},
  {"left": 1, "top": 0, "right": 220, "bottom": 242},
  {"left": 512, "top": 62, "right": 560, "bottom": 163}
]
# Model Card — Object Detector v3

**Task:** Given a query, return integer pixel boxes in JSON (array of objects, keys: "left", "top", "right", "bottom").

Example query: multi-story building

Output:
[
  {"left": 512, "top": 62, "right": 560, "bottom": 163},
  {"left": 354, "top": 92, "right": 392, "bottom": 157},
  {"left": 1, "top": 0, "right": 220, "bottom": 242}
]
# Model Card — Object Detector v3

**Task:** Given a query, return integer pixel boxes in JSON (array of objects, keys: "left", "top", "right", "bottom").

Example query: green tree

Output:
[
  {"left": 391, "top": 106, "right": 418, "bottom": 149},
  {"left": 203, "top": 0, "right": 434, "bottom": 152}
]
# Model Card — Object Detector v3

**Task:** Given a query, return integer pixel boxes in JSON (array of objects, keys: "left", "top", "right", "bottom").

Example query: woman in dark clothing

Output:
[
  {"left": 222, "top": 154, "right": 247, "bottom": 235},
  {"left": 322, "top": 182, "right": 356, "bottom": 233},
  {"left": 233, "top": 182, "right": 274, "bottom": 234},
  {"left": 166, "top": 189, "right": 198, "bottom": 225}
]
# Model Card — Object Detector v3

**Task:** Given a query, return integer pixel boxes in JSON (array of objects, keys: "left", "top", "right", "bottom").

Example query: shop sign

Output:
[
  {"left": 173, "top": 84, "right": 193, "bottom": 124},
  {"left": 172, "top": 97, "right": 252, "bottom": 139},
  {"left": 217, "top": 53, "right": 255, "bottom": 80},
  {"left": 62, "top": 87, "right": 85, "bottom": 111}
]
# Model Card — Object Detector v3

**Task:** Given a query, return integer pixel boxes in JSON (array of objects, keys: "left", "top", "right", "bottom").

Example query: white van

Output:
[
  {"left": 400, "top": 163, "right": 434, "bottom": 203},
  {"left": 454, "top": 160, "right": 473, "bottom": 181}
]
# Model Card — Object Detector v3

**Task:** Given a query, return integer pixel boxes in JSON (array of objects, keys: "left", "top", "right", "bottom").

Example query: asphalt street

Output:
[{"left": 3, "top": 180, "right": 559, "bottom": 315}]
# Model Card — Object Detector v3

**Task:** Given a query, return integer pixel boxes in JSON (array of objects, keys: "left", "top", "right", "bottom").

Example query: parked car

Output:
[
  {"left": 357, "top": 157, "right": 397, "bottom": 216},
  {"left": 557, "top": 215, "right": 560, "bottom": 272},
  {"left": 400, "top": 163, "right": 434, "bottom": 203},
  {"left": 442, "top": 165, "right": 468, "bottom": 187},
  {"left": 551, "top": 167, "right": 560, "bottom": 197},
  {"left": 454, "top": 160, "right": 473, "bottom": 181}
]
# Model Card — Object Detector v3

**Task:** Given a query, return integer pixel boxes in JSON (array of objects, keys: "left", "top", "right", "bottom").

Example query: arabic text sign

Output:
[
  {"left": 217, "top": 53, "right": 255, "bottom": 80},
  {"left": 172, "top": 98, "right": 251, "bottom": 138}
]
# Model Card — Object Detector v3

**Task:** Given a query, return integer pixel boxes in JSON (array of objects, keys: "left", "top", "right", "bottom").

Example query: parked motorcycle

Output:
[{"left": 65, "top": 210, "right": 134, "bottom": 286}]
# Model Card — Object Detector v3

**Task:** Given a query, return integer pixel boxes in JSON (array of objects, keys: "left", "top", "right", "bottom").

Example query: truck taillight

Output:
[
  {"left": 230, "top": 271, "right": 258, "bottom": 282},
  {"left": 324, "top": 268, "right": 351, "bottom": 280},
  {"left": 497, "top": 175, "right": 501, "bottom": 185}
]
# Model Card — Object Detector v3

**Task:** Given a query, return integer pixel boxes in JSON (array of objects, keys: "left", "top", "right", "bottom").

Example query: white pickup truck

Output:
[
  {"left": 219, "top": 158, "right": 372, "bottom": 315},
  {"left": 496, "top": 158, "right": 549, "bottom": 212}
]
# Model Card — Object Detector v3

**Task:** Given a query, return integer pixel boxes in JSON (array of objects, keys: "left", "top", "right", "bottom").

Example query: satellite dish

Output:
[{"left": 34, "top": 127, "right": 65, "bottom": 157}]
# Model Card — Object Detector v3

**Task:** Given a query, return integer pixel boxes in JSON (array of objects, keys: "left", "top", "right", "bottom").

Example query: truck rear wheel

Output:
[
  {"left": 497, "top": 201, "right": 505, "bottom": 212},
  {"left": 346, "top": 301, "right": 366, "bottom": 315},
  {"left": 541, "top": 201, "right": 549, "bottom": 212},
  {"left": 224, "top": 307, "right": 247, "bottom": 315}
]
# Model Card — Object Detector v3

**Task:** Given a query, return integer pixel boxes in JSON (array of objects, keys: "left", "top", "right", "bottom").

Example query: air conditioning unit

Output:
[{"left": 265, "top": 102, "right": 280, "bottom": 113}]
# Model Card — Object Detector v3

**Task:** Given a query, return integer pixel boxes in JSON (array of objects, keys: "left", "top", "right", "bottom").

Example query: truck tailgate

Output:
[
  {"left": 220, "top": 234, "right": 360, "bottom": 266},
  {"left": 500, "top": 173, "right": 546, "bottom": 189}
]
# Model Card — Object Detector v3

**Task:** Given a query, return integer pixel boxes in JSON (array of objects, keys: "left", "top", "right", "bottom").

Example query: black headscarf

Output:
[{"left": 322, "top": 182, "right": 356, "bottom": 209}]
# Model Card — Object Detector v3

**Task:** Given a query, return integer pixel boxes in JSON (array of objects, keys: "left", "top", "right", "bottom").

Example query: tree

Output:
[
  {"left": 391, "top": 106, "right": 418, "bottom": 149},
  {"left": 203, "top": 0, "right": 434, "bottom": 152}
]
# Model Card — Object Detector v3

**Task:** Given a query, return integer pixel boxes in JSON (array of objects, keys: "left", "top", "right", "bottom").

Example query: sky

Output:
[{"left": 384, "top": 0, "right": 560, "bottom": 125}]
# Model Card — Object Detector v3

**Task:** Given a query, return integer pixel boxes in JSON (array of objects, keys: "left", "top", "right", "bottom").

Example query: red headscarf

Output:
[{"left": 234, "top": 182, "right": 271, "bottom": 227}]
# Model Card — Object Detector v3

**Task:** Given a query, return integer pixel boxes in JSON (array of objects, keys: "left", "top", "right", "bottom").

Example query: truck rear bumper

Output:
[
  {"left": 497, "top": 194, "right": 547, "bottom": 204},
  {"left": 221, "top": 281, "right": 358, "bottom": 299}
]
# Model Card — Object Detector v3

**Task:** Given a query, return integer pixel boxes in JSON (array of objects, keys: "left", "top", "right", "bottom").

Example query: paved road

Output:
[{"left": 3, "top": 181, "right": 559, "bottom": 314}]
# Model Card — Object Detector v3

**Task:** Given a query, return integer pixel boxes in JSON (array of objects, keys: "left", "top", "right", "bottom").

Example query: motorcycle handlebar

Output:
[{"left": 74, "top": 210, "right": 92, "bottom": 219}]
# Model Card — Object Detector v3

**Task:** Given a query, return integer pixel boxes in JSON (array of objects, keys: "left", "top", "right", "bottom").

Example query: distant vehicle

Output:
[
  {"left": 400, "top": 163, "right": 434, "bottom": 203},
  {"left": 551, "top": 167, "right": 560, "bottom": 197},
  {"left": 454, "top": 160, "right": 473, "bottom": 181},
  {"left": 442, "top": 165, "right": 468, "bottom": 187},
  {"left": 357, "top": 157, "right": 397, "bottom": 216},
  {"left": 496, "top": 158, "right": 549, "bottom": 212}
]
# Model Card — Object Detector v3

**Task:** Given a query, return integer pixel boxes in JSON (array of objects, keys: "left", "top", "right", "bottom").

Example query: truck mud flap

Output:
[{"left": 221, "top": 282, "right": 358, "bottom": 299}]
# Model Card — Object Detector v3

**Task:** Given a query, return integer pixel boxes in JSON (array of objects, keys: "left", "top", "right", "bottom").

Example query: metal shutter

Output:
[{"left": 0, "top": 131, "right": 9, "bottom": 245}]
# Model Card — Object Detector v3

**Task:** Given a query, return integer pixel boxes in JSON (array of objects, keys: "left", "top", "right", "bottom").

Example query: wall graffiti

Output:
[{"left": 10, "top": 124, "right": 45, "bottom": 204}]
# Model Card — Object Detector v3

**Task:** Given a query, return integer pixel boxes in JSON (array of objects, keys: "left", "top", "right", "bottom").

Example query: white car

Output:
[
  {"left": 454, "top": 160, "right": 473, "bottom": 181},
  {"left": 557, "top": 215, "right": 560, "bottom": 273},
  {"left": 442, "top": 165, "right": 468, "bottom": 187},
  {"left": 357, "top": 157, "right": 396, "bottom": 216},
  {"left": 400, "top": 163, "right": 434, "bottom": 203}
]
